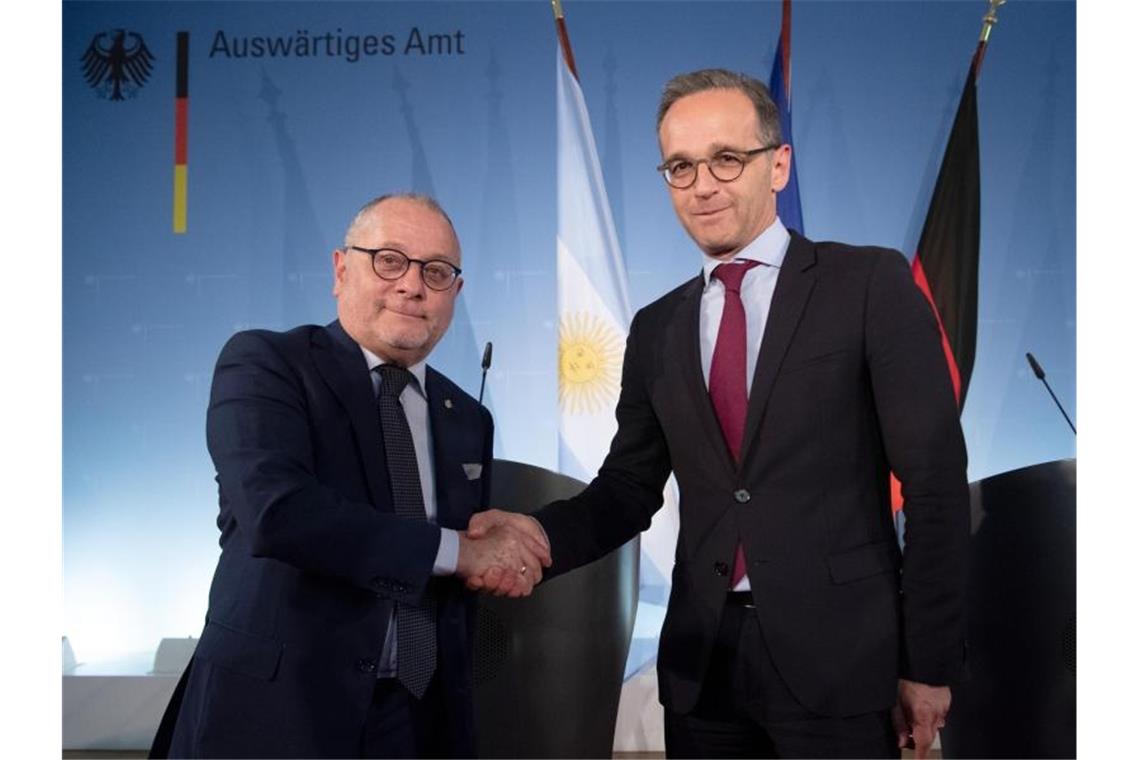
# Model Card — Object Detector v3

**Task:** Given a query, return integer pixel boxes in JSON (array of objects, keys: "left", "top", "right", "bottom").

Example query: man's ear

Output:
[
  {"left": 332, "top": 249, "right": 347, "bottom": 296},
  {"left": 770, "top": 144, "right": 792, "bottom": 192}
]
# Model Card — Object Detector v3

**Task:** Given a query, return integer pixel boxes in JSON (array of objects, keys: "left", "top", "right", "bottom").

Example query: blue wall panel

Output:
[{"left": 63, "top": 0, "right": 1075, "bottom": 667}]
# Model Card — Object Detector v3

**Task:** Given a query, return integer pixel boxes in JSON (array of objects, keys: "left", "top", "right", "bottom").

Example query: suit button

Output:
[
  {"left": 733, "top": 489, "right": 751, "bottom": 504},
  {"left": 714, "top": 561, "right": 729, "bottom": 576},
  {"left": 356, "top": 658, "right": 377, "bottom": 673}
]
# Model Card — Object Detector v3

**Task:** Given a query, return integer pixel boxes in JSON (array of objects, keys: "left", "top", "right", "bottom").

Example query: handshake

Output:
[{"left": 455, "top": 510, "right": 552, "bottom": 598}]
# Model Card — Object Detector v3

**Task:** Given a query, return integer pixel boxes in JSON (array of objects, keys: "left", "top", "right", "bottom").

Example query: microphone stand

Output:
[{"left": 1026, "top": 352, "right": 1076, "bottom": 435}]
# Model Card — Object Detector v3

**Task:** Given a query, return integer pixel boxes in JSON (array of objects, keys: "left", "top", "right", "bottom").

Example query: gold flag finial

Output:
[
  {"left": 979, "top": 0, "right": 1006, "bottom": 45},
  {"left": 551, "top": 0, "right": 578, "bottom": 80}
]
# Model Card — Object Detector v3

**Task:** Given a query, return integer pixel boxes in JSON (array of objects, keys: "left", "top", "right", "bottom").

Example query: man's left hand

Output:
[{"left": 891, "top": 678, "right": 951, "bottom": 759}]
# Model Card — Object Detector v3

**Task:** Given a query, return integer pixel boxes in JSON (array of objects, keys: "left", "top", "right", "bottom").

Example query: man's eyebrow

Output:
[
  {"left": 708, "top": 142, "right": 750, "bottom": 154},
  {"left": 375, "top": 241, "right": 460, "bottom": 263},
  {"left": 662, "top": 143, "right": 750, "bottom": 162}
]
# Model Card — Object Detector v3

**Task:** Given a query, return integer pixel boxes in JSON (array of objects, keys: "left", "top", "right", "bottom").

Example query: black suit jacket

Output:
[
  {"left": 535, "top": 232, "right": 969, "bottom": 717},
  {"left": 154, "top": 320, "right": 493, "bottom": 758}
]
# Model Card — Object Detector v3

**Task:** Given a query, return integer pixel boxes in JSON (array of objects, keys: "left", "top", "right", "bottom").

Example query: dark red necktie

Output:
[{"left": 709, "top": 260, "right": 760, "bottom": 586}]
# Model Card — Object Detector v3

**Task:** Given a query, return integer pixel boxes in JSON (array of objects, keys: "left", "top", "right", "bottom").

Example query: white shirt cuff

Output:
[{"left": 433, "top": 527, "right": 459, "bottom": 575}]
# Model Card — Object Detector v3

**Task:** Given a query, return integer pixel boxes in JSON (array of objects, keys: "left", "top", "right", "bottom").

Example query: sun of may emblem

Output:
[{"left": 559, "top": 312, "right": 623, "bottom": 415}]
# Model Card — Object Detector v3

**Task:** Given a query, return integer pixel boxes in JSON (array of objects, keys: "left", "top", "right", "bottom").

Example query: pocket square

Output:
[{"left": 462, "top": 463, "right": 483, "bottom": 480}]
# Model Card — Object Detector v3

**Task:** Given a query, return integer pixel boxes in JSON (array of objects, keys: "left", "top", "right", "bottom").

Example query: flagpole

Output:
[
  {"left": 970, "top": 0, "right": 1006, "bottom": 78},
  {"left": 780, "top": 0, "right": 792, "bottom": 102},
  {"left": 551, "top": 0, "right": 579, "bottom": 81}
]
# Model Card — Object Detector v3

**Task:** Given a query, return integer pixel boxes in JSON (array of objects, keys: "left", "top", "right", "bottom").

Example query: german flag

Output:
[
  {"left": 911, "top": 64, "right": 980, "bottom": 409},
  {"left": 892, "top": 48, "right": 982, "bottom": 515},
  {"left": 173, "top": 32, "right": 188, "bottom": 233}
]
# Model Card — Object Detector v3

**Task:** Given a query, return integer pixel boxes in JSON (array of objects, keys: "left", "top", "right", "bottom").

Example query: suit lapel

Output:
[
  {"left": 312, "top": 321, "right": 391, "bottom": 510},
  {"left": 740, "top": 233, "right": 817, "bottom": 463},
  {"left": 672, "top": 274, "right": 737, "bottom": 480},
  {"left": 425, "top": 368, "right": 464, "bottom": 529}
]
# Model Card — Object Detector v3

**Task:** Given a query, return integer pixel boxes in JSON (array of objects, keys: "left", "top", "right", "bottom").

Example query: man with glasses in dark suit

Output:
[
  {"left": 469, "top": 69, "right": 969, "bottom": 759},
  {"left": 153, "top": 193, "right": 550, "bottom": 758}
]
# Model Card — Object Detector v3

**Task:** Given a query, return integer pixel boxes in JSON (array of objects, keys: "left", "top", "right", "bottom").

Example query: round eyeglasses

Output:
[
  {"left": 347, "top": 246, "right": 462, "bottom": 291},
  {"left": 656, "top": 144, "right": 781, "bottom": 189}
]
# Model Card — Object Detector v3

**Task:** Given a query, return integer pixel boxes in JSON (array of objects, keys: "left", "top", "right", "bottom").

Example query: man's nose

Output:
[
  {"left": 691, "top": 162, "right": 720, "bottom": 196},
  {"left": 394, "top": 263, "right": 426, "bottom": 296}
]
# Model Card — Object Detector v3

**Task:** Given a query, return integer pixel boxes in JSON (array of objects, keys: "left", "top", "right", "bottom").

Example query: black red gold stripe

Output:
[{"left": 173, "top": 32, "right": 188, "bottom": 233}]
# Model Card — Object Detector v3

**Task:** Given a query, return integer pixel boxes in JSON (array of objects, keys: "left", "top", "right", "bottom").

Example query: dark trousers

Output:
[
  {"left": 664, "top": 594, "right": 899, "bottom": 759},
  {"left": 360, "top": 675, "right": 451, "bottom": 759}
]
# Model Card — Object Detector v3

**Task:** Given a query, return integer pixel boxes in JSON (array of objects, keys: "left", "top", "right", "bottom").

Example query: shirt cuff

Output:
[{"left": 433, "top": 527, "right": 459, "bottom": 576}]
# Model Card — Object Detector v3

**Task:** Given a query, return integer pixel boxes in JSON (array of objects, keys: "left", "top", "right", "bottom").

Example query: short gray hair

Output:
[
  {"left": 656, "top": 68, "right": 782, "bottom": 145},
  {"left": 343, "top": 192, "right": 457, "bottom": 246}
]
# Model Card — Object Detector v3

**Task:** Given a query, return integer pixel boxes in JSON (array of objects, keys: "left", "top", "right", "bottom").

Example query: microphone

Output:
[
  {"left": 1025, "top": 352, "right": 1076, "bottom": 435},
  {"left": 478, "top": 342, "right": 493, "bottom": 406}
]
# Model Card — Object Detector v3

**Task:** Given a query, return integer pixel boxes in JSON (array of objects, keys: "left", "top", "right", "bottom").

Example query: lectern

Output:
[
  {"left": 473, "top": 459, "right": 639, "bottom": 758},
  {"left": 941, "top": 459, "right": 1076, "bottom": 758}
]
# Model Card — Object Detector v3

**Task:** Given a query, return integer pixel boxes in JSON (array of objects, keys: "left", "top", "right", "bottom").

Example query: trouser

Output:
[
  {"left": 664, "top": 592, "right": 899, "bottom": 759},
  {"left": 360, "top": 674, "right": 451, "bottom": 759}
]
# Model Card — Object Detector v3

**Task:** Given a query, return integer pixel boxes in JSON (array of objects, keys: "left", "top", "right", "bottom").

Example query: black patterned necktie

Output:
[{"left": 375, "top": 364, "right": 437, "bottom": 699}]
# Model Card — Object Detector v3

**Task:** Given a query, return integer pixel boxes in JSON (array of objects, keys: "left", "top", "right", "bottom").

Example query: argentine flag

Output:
[
  {"left": 555, "top": 44, "right": 632, "bottom": 481},
  {"left": 555, "top": 44, "right": 680, "bottom": 692}
]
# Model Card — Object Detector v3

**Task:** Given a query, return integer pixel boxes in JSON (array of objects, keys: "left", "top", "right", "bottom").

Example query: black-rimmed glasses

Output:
[
  {"left": 346, "top": 246, "right": 462, "bottom": 291},
  {"left": 656, "top": 144, "right": 781, "bottom": 189}
]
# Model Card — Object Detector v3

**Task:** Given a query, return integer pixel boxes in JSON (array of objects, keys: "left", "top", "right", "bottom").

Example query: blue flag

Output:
[{"left": 769, "top": 22, "right": 804, "bottom": 234}]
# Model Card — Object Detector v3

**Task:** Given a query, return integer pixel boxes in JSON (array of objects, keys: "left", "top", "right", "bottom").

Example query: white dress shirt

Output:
[{"left": 697, "top": 217, "right": 790, "bottom": 591}]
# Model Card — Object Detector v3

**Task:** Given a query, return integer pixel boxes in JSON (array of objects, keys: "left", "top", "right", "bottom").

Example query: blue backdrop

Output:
[{"left": 63, "top": 0, "right": 1075, "bottom": 670}]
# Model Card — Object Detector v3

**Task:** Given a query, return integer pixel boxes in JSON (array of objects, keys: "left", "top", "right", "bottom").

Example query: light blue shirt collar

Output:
[
  {"left": 359, "top": 347, "right": 428, "bottom": 399},
  {"left": 701, "top": 217, "right": 790, "bottom": 287}
]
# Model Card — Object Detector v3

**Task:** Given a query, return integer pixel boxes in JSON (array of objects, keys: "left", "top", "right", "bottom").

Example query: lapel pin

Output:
[{"left": 444, "top": 398, "right": 453, "bottom": 409}]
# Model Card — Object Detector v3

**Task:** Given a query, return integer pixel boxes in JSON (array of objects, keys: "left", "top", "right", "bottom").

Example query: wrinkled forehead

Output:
[
  {"left": 661, "top": 89, "right": 756, "bottom": 139},
  {"left": 657, "top": 89, "right": 763, "bottom": 154},
  {"left": 353, "top": 199, "right": 461, "bottom": 263}
]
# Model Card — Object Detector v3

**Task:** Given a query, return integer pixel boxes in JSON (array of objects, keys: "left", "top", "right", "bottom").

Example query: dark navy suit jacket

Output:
[
  {"left": 535, "top": 233, "right": 970, "bottom": 718},
  {"left": 153, "top": 320, "right": 492, "bottom": 758}
]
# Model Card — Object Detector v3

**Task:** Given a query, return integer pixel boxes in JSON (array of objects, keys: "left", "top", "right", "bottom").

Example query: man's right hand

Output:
[
  {"left": 456, "top": 511, "right": 551, "bottom": 597},
  {"left": 459, "top": 510, "right": 552, "bottom": 596}
]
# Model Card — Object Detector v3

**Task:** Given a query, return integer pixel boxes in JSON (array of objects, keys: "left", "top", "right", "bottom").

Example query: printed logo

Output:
[
  {"left": 81, "top": 30, "right": 155, "bottom": 100},
  {"left": 558, "top": 312, "right": 623, "bottom": 415}
]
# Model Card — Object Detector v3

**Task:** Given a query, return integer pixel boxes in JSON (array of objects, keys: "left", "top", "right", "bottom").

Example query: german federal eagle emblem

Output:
[{"left": 81, "top": 30, "right": 155, "bottom": 101}]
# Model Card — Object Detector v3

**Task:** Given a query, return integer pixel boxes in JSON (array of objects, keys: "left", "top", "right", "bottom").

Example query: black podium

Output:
[
  {"left": 472, "top": 459, "right": 639, "bottom": 758},
  {"left": 941, "top": 459, "right": 1076, "bottom": 759}
]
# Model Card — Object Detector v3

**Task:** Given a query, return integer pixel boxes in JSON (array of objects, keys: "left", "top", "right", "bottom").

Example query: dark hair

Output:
[{"left": 656, "top": 68, "right": 781, "bottom": 145}]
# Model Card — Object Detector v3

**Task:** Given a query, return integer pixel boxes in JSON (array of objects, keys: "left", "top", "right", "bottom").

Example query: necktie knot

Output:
[
  {"left": 712, "top": 259, "right": 761, "bottom": 294},
  {"left": 376, "top": 364, "right": 413, "bottom": 398}
]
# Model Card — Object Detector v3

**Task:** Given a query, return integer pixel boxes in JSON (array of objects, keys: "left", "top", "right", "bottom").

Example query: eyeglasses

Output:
[
  {"left": 347, "top": 246, "right": 462, "bottom": 291},
  {"left": 656, "top": 144, "right": 781, "bottom": 189}
]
